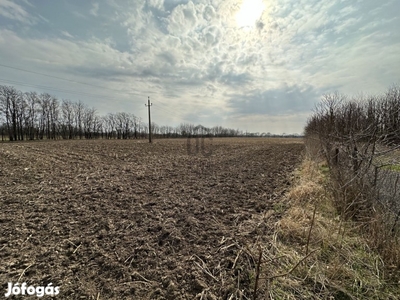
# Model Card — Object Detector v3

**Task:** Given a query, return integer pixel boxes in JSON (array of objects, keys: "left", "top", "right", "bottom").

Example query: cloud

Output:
[
  {"left": 90, "top": 2, "right": 99, "bottom": 16},
  {"left": 71, "top": 10, "right": 88, "bottom": 19},
  {"left": 0, "top": 0, "right": 36, "bottom": 24},
  {"left": 0, "top": 0, "right": 399, "bottom": 133},
  {"left": 61, "top": 31, "right": 74, "bottom": 38},
  {"left": 0, "top": 29, "right": 136, "bottom": 91},
  {"left": 227, "top": 84, "right": 320, "bottom": 115},
  {"left": 167, "top": 1, "right": 199, "bottom": 35}
]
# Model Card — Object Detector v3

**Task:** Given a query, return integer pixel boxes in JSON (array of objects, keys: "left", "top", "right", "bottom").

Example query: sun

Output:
[{"left": 235, "top": 0, "right": 265, "bottom": 29}]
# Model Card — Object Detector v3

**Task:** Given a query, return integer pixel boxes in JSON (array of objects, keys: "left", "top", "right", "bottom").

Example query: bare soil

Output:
[{"left": 0, "top": 138, "right": 303, "bottom": 299}]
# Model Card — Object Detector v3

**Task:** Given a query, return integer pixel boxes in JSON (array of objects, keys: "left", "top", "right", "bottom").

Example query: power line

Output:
[
  {"left": 0, "top": 78, "right": 108, "bottom": 98},
  {"left": 0, "top": 62, "right": 207, "bottom": 106},
  {"left": 155, "top": 101, "right": 188, "bottom": 118},
  {"left": 153, "top": 103, "right": 183, "bottom": 118},
  {"left": 0, "top": 78, "right": 185, "bottom": 124},
  {"left": 153, "top": 104, "right": 190, "bottom": 125},
  {"left": 155, "top": 101, "right": 207, "bottom": 124},
  {"left": 0, "top": 63, "right": 126, "bottom": 93},
  {"left": 0, "top": 78, "right": 123, "bottom": 102},
  {"left": 0, "top": 63, "right": 203, "bottom": 121},
  {"left": 0, "top": 62, "right": 198, "bottom": 123}
]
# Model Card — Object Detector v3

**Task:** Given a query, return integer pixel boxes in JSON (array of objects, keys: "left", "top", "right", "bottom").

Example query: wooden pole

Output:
[{"left": 145, "top": 97, "right": 152, "bottom": 143}]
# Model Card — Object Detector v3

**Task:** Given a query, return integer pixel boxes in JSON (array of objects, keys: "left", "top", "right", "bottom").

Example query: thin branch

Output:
[{"left": 267, "top": 249, "right": 318, "bottom": 281}]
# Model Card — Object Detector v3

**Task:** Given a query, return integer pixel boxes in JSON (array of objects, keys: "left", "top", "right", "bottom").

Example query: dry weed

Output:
[{"left": 256, "top": 158, "right": 399, "bottom": 299}]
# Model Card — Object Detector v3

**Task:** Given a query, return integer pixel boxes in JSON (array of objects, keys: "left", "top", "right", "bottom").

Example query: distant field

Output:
[{"left": 0, "top": 138, "right": 304, "bottom": 299}]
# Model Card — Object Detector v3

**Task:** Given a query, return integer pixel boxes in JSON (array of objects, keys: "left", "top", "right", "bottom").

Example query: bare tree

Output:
[
  {"left": 105, "top": 113, "right": 116, "bottom": 139},
  {"left": 24, "top": 92, "right": 39, "bottom": 140},
  {"left": 61, "top": 99, "right": 75, "bottom": 139},
  {"left": 304, "top": 85, "right": 400, "bottom": 265},
  {"left": 49, "top": 96, "right": 59, "bottom": 139},
  {"left": 73, "top": 100, "right": 85, "bottom": 139},
  {"left": 83, "top": 106, "right": 96, "bottom": 139},
  {"left": 0, "top": 85, "right": 21, "bottom": 141}
]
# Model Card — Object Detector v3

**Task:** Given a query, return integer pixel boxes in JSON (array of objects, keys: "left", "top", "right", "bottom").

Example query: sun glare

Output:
[{"left": 235, "top": 0, "right": 265, "bottom": 29}]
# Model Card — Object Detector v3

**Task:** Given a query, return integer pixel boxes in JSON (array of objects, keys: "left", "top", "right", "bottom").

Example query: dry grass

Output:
[{"left": 253, "top": 158, "right": 400, "bottom": 299}]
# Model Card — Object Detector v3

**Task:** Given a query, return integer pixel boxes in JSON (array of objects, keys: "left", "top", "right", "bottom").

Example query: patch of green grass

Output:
[
  {"left": 273, "top": 201, "right": 287, "bottom": 214},
  {"left": 381, "top": 164, "right": 400, "bottom": 172},
  {"left": 320, "top": 164, "right": 330, "bottom": 175}
]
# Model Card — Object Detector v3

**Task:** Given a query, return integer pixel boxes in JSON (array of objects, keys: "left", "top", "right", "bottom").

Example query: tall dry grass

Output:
[{"left": 254, "top": 154, "right": 399, "bottom": 299}]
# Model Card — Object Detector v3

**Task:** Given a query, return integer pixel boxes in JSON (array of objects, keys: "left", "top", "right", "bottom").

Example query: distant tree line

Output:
[
  {"left": 0, "top": 85, "right": 139, "bottom": 141},
  {"left": 0, "top": 85, "right": 297, "bottom": 142}
]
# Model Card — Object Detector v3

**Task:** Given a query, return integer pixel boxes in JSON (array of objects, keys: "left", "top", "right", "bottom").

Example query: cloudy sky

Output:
[{"left": 0, "top": 0, "right": 399, "bottom": 134}]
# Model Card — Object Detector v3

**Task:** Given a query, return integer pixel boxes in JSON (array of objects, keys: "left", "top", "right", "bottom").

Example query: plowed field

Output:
[{"left": 0, "top": 138, "right": 303, "bottom": 299}]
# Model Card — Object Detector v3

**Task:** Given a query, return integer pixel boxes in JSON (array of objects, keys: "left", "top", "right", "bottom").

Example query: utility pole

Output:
[{"left": 145, "top": 96, "right": 152, "bottom": 143}]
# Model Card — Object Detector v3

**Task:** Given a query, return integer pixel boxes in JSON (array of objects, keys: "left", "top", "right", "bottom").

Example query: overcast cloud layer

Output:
[{"left": 0, "top": 0, "right": 399, "bottom": 134}]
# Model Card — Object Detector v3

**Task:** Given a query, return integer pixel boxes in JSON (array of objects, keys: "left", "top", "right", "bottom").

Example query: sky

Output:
[{"left": 0, "top": 0, "right": 399, "bottom": 134}]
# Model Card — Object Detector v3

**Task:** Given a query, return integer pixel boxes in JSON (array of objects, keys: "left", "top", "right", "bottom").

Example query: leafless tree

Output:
[
  {"left": 73, "top": 100, "right": 85, "bottom": 139},
  {"left": 304, "top": 85, "right": 400, "bottom": 264},
  {"left": 0, "top": 86, "right": 21, "bottom": 141},
  {"left": 61, "top": 99, "right": 75, "bottom": 139},
  {"left": 1, "top": 84, "right": 261, "bottom": 141},
  {"left": 24, "top": 92, "right": 39, "bottom": 140}
]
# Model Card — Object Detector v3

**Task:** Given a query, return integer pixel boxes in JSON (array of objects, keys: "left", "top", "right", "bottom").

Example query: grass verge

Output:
[{"left": 253, "top": 158, "right": 400, "bottom": 299}]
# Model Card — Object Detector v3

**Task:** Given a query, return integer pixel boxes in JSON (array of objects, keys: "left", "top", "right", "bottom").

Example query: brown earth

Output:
[{"left": 0, "top": 138, "right": 304, "bottom": 299}]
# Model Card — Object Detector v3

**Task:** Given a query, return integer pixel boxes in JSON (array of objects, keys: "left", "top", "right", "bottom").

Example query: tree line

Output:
[
  {"left": 305, "top": 85, "right": 400, "bottom": 147},
  {"left": 0, "top": 85, "right": 281, "bottom": 142},
  {"left": 304, "top": 84, "right": 400, "bottom": 267}
]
